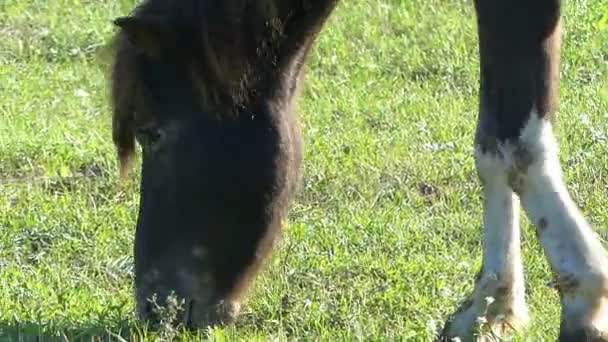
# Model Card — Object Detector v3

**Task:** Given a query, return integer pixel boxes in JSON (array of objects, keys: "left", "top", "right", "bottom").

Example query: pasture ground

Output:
[{"left": 1, "top": 0, "right": 607, "bottom": 340}]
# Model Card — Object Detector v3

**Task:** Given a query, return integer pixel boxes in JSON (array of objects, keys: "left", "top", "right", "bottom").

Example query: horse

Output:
[{"left": 110, "top": 0, "right": 608, "bottom": 340}]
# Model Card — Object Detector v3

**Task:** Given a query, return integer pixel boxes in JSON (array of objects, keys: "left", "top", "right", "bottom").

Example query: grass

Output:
[{"left": 1, "top": 0, "right": 607, "bottom": 340}]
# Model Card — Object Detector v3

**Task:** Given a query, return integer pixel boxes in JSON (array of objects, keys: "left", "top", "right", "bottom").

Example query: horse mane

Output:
[{"left": 110, "top": 0, "right": 296, "bottom": 177}]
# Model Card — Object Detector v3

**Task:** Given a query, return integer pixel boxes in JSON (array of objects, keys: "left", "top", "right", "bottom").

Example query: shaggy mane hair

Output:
[{"left": 110, "top": 0, "right": 337, "bottom": 175}]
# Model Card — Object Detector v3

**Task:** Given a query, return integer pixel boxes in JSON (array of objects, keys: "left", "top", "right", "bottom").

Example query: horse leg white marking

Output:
[
  {"left": 444, "top": 145, "right": 529, "bottom": 340},
  {"left": 518, "top": 115, "right": 608, "bottom": 338}
]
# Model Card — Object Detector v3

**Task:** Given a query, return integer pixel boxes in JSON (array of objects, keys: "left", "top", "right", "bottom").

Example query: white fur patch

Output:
[
  {"left": 475, "top": 148, "right": 524, "bottom": 282},
  {"left": 518, "top": 115, "right": 606, "bottom": 271},
  {"left": 446, "top": 143, "right": 529, "bottom": 339},
  {"left": 517, "top": 114, "right": 608, "bottom": 327}
]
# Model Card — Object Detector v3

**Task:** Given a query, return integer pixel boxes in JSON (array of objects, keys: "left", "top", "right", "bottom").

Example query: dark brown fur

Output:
[
  {"left": 110, "top": 0, "right": 338, "bottom": 329},
  {"left": 112, "top": 0, "right": 337, "bottom": 174},
  {"left": 474, "top": 0, "right": 561, "bottom": 149}
]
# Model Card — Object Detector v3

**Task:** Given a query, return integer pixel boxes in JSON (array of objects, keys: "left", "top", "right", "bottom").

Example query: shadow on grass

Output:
[
  {"left": 0, "top": 318, "right": 149, "bottom": 341},
  {"left": 0, "top": 315, "right": 233, "bottom": 341}
]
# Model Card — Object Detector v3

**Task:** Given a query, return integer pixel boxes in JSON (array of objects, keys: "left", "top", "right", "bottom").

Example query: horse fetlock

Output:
[
  {"left": 558, "top": 273, "right": 608, "bottom": 341},
  {"left": 440, "top": 275, "right": 528, "bottom": 341}
]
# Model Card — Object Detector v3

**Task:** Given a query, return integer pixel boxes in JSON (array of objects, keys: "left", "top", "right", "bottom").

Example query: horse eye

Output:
[{"left": 136, "top": 126, "right": 164, "bottom": 150}]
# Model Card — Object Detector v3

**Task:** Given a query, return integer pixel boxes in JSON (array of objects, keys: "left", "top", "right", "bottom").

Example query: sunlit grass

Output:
[{"left": 1, "top": 0, "right": 607, "bottom": 340}]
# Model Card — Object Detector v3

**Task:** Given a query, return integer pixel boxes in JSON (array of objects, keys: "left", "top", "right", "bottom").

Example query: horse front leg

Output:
[
  {"left": 442, "top": 0, "right": 608, "bottom": 340},
  {"left": 440, "top": 153, "right": 528, "bottom": 341}
]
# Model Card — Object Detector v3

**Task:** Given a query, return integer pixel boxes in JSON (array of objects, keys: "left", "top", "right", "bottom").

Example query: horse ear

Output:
[{"left": 113, "top": 15, "right": 176, "bottom": 59}]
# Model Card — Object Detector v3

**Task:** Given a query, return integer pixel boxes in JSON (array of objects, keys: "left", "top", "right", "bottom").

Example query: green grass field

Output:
[{"left": 1, "top": 0, "right": 607, "bottom": 340}]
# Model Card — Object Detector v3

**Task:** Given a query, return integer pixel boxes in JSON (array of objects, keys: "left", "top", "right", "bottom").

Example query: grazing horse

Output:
[
  {"left": 110, "top": 0, "right": 608, "bottom": 340},
  {"left": 111, "top": 0, "right": 338, "bottom": 329}
]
